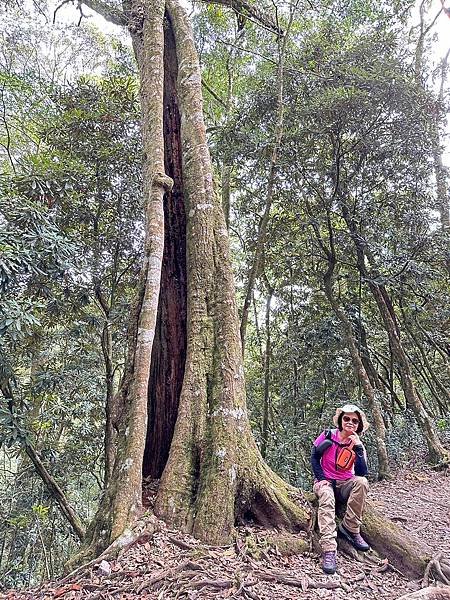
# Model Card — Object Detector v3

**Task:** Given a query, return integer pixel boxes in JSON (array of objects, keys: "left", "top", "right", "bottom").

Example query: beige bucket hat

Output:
[{"left": 333, "top": 404, "right": 369, "bottom": 434}]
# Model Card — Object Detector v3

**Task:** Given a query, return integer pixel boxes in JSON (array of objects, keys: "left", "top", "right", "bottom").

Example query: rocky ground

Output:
[{"left": 1, "top": 461, "right": 449, "bottom": 600}]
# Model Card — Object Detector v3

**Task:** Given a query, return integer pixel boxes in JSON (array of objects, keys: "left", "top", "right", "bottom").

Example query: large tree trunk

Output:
[
  {"left": 153, "top": 0, "right": 309, "bottom": 544},
  {"left": 68, "top": 0, "right": 309, "bottom": 567},
  {"left": 67, "top": 0, "right": 172, "bottom": 566}
]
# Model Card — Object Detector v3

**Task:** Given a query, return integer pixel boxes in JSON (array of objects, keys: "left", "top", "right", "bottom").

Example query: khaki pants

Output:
[{"left": 313, "top": 476, "right": 369, "bottom": 552}]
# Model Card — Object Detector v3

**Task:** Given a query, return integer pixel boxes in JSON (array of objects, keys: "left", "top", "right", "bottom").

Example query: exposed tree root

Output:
[
  {"left": 397, "top": 587, "right": 450, "bottom": 600},
  {"left": 430, "top": 456, "right": 450, "bottom": 473},
  {"left": 423, "top": 552, "right": 450, "bottom": 587},
  {"left": 63, "top": 514, "right": 159, "bottom": 575},
  {"left": 362, "top": 501, "right": 432, "bottom": 578},
  {"left": 243, "top": 460, "right": 312, "bottom": 532}
]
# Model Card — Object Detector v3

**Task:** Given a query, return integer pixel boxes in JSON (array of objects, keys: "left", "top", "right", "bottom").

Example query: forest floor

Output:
[{"left": 1, "top": 460, "right": 449, "bottom": 600}]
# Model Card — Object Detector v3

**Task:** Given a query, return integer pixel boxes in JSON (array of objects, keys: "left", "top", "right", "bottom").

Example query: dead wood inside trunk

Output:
[{"left": 143, "top": 12, "right": 187, "bottom": 480}]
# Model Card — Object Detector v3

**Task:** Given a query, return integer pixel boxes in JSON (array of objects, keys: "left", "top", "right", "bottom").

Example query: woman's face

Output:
[{"left": 341, "top": 411, "right": 360, "bottom": 434}]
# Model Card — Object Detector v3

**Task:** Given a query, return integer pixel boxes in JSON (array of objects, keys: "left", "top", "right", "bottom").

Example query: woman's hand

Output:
[{"left": 348, "top": 433, "right": 362, "bottom": 446}]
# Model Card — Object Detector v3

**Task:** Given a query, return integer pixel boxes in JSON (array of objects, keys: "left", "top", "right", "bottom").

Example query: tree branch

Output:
[
  {"left": 80, "top": 0, "right": 127, "bottom": 26},
  {"left": 199, "top": 0, "right": 282, "bottom": 35},
  {"left": 25, "top": 442, "right": 86, "bottom": 541}
]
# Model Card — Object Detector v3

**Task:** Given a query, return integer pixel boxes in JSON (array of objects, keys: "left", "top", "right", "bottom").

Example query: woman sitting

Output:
[{"left": 311, "top": 404, "right": 370, "bottom": 575}]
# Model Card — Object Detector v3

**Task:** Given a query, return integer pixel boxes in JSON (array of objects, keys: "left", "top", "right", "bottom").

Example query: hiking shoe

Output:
[
  {"left": 322, "top": 550, "right": 337, "bottom": 574},
  {"left": 338, "top": 523, "right": 370, "bottom": 551}
]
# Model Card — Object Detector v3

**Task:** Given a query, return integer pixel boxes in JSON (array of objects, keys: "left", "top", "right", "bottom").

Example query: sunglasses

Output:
[{"left": 342, "top": 416, "right": 359, "bottom": 425}]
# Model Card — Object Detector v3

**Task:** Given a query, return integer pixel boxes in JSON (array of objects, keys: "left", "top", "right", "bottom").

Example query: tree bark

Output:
[
  {"left": 412, "top": 3, "right": 449, "bottom": 268},
  {"left": 219, "top": 28, "right": 243, "bottom": 229},
  {"left": 142, "top": 11, "right": 187, "bottom": 480},
  {"left": 431, "top": 48, "right": 450, "bottom": 272},
  {"left": 261, "top": 283, "right": 273, "bottom": 459},
  {"left": 362, "top": 502, "right": 432, "bottom": 579},
  {"left": 322, "top": 269, "right": 390, "bottom": 480},
  {"left": 94, "top": 285, "right": 116, "bottom": 486},
  {"left": 153, "top": 0, "right": 310, "bottom": 544},
  {"left": 68, "top": 0, "right": 173, "bottom": 564},
  {"left": 0, "top": 380, "right": 86, "bottom": 543},
  {"left": 67, "top": 1, "right": 309, "bottom": 567},
  {"left": 304, "top": 199, "right": 390, "bottom": 479}
]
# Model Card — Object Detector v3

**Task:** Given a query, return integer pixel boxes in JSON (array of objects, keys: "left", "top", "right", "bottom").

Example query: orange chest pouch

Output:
[{"left": 335, "top": 441, "right": 356, "bottom": 470}]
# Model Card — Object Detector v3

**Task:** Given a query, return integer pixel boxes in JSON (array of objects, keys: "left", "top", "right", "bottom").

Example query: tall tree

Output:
[{"left": 72, "top": 0, "right": 309, "bottom": 565}]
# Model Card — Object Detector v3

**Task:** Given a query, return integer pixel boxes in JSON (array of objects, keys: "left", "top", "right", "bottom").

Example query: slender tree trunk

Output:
[
  {"left": 261, "top": 285, "right": 273, "bottom": 459},
  {"left": 340, "top": 204, "right": 448, "bottom": 463},
  {"left": 357, "top": 320, "right": 392, "bottom": 415},
  {"left": 431, "top": 48, "right": 450, "bottom": 273},
  {"left": 366, "top": 278, "right": 446, "bottom": 462},
  {"left": 239, "top": 5, "right": 297, "bottom": 353},
  {"left": 304, "top": 197, "right": 390, "bottom": 478},
  {"left": 25, "top": 443, "right": 85, "bottom": 541},
  {"left": 102, "top": 320, "right": 115, "bottom": 485},
  {"left": 94, "top": 287, "right": 116, "bottom": 486},
  {"left": 413, "top": 3, "right": 449, "bottom": 265},
  {"left": 401, "top": 315, "right": 450, "bottom": 409},
  {"left": 220, "top": 29, "right": 243, "bottom": 228},
  {"left": 0, "top": 375, "right": 85, "bottom": 543},
  {"left": 322, "top": 270, "right": 390, "bottom": 480}
]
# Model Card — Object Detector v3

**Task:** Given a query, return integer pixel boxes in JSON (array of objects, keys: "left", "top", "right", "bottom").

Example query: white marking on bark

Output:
[
  {"left": 211, "top": 407, "right": 246, "bottom": 420},
  {"left": 148, "top": 254, "right": 162, "bottom": 269},
  {"left": 138, "top": 329, "right": 154, "bottom": 344},
  {"left": 125, "top": 427, "right": 129, "bottom": 437},
  {"left": 121, "top": 458, "right": 134, "bottom": 471},
  {"left": 196, "top": 203, "right": 213, "bottom": 210},
  {"left": 189, "top": 209, "right": 195, "bottom": 218},
  {"left": 216, "top": 448, "right": 226, "bottom": 460},
  {"left": 116, "top": 529, "right": 134, "bottom": 547},
  {"left": 230, "top": 408, "right": 245, "bottom": 419},
  {"left": 168, "top": 497, "right": 175, "bottom": 515},
  {"left": 229, "top": 465, "right": 237, "bottom": 484}
]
